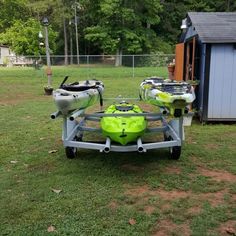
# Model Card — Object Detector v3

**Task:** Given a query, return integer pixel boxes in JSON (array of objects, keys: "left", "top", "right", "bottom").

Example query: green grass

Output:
[{"left": 0, "top": 66, "right": 236, "bottom": 235}]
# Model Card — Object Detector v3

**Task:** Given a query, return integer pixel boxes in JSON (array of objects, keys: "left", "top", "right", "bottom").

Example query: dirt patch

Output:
[
  {"left": 199, "top": 189, "right": 228, "bottom": 207},
  {"left": 198, "top": 167, "right": 236, "bottom": 183},
  {"left": 125, "top": 186, "right": 189, "bottom": 200},
  {"left": 155, "top": 189, "right": 189, "bottom": 200},
  {"left": 152, "top": 219, "right": 176, "bottom": 236},
  {"left": 185, "top": 135, "right": 195, "bottom": 145},
  {"left": 189, "top": 156, "right": 204, "bottom": 167},
  {"left": 27, "top": 162, "right": 55, "bottom": 173},
  {"left": 190, "top": 155, "right": 199, "bottom": 162},
  {"left": 152, "top": 220, "right": 191, "bottom": 236},
  {"left": 0, "top": 93, "right": 49, "bottom": 105},
  {"left": 125, "top": 185, "right": 149, "bottom": 197},
  {"left": 125, "top": 185, "right": 230, "bottom": 207},
  {"left": 218, "top": 220, "right": 236, "bottom": 236},
  {"left": 164, "top": 166, "right": 181, "bottom": 174},
  {"left": 139, "top": 103, "right": 156, "bottom": 112},
  {"left": 108, "top": 201, "right": 118, "bottom": 210},
  {"left": 187, "top": 206, "right": 202, "bottom": 215},
  {"left": 160, "top": 203, "right": 171, "bottom": 212},
  {"left": 144, "top": 205, "right": 156, "bottom": 215},
  {"left": 121, "top": 164, "right": 144, "bottom": 172},
  {"left": 231, "top": 194, "right": 236, "bottom": 201},
  {"left": 204, "top": 143, "right": 219, "bottom": 150},
  {"left": 221, "top": 131, "right": 236, "bottom": 139}
]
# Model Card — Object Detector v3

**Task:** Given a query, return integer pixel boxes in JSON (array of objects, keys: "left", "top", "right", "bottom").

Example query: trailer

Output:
[{"left": 51, "top": 99, "right": 184, "bottom": 160}]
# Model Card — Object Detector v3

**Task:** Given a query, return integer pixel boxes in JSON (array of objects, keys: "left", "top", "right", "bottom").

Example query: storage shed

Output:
[{"left": 176, "top": 12, "right": 236, "bottom": 122}]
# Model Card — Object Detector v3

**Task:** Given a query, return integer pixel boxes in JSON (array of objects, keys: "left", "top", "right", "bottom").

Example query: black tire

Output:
[
  {"left": 170, "top": 146, "right": 181, "bottom": 160},
  {"left": 164, "top": 134, "right": 170, "bottom": 141},
  {"left": 65, "top": 147, "right": 77, "bottom": 159},
  {"left": 75, "top": 135, "right": 83, "bottom": 141}
]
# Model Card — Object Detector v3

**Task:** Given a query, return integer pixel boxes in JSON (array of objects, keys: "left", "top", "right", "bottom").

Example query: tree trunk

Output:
[
  {"left": 63, "top": 18, "right": 68, "bottom": 66},
  {"left": 115, "top": 48, "right": 122, "bottom": 67},
  {"left": 70, "top": 25, "right": 73, "bottom": 65},
  {"left": 227, "top": 0, "right": 230, "bottom": 11},
  {"left": 119, "top": 48, "right": 123, "bottom": 66}
]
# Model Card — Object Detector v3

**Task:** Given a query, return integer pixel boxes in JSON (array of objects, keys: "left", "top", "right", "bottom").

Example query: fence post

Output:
[
  {"left": 87, "top": 55, "right": 89, "bottom": 79},
  {"left": 132, "top": 55, "right": 135, "bottom": 78},
  {"left": 87, "top": 55, "right": 89, "bottom": 65}
]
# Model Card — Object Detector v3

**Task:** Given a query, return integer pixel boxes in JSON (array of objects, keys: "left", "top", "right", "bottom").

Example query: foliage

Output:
[
  {"left": 26, "top": 0, "right": 74, "bottom": 55},
  {"left": 0, "top": 0, "right": 30, "bottom": 33},
  {"left": 135, "top": 52, "right": 173, "bottom": 68},
  {"left": 0, "top": 0, "right": 235, "bottom": 56},
  {"left": 156, "top": 0, "right": 236, "bottom": 45},
  {"left": 84, "top": 0, "right": 162, "bottom": 55},
  {"left": 0, "top": 18, "right": 57, "bottom": 56},
  {"left": 155, "top": 0, "right": 211, "bottom": 44}
]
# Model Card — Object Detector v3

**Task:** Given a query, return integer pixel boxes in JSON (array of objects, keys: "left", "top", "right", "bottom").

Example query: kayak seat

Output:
[
  {"left": 115, "top": 105, "right": 134, "bottom": 112},
  {"left": 61, "top": 84, "right": 98, "bottom": 92}
]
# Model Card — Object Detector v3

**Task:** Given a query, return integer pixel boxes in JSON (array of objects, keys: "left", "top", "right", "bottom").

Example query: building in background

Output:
[
  {"left": 0, "top": 45, "right": 11, "bottom": 65},
  {"left": 0, "top": 44, "right": 33, "bottom": 67},
  {"left": 175, "top": 12, "right": 236, "bottom": 122}
]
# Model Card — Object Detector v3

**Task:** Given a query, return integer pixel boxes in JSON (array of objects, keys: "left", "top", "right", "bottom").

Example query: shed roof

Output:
[{"left": 188, "top": 12, "right": 236, "bottom": 43}]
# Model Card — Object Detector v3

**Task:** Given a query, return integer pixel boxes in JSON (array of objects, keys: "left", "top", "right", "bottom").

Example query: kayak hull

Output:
[
  {"left": 100, "top": 103, "right": 147, "bottom": 145},
  {"left": 53, "top": 80, "right": 104, "bottom": 115}
]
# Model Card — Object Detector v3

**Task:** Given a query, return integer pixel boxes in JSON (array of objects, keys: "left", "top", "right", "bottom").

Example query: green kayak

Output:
[
  {"left": 140, "top": 77, "right": 195, "bottom": 117},
  {"left": 100, "top": 103, "right": 147, "bottom": 145}
]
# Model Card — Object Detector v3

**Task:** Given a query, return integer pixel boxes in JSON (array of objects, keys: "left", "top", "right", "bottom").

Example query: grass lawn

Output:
[{"left": 0, "top": 66, "right": 236, "bottom": 235}]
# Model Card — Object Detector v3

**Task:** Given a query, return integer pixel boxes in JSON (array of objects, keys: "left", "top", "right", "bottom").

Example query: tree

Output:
[
  {"left": 0, "top": 0, "right": 30, "bottom": 33},
  {"left": 84, "top": 0, "right": 162, "bottom": 66},
  {"left": 207, "top": 0, "right": 236, "bottom": 11},
  {"left": 0, "top": 18, "right": 57, "bottom": 56},
  {"left": 1, "top": 0, "right": 234, "bottom": 59},
  {"left": 155, "top": 0, "right": 213, "bottom": 45},
  {"left": 27, "top": 0, "right": 73, "bottom": 64}
]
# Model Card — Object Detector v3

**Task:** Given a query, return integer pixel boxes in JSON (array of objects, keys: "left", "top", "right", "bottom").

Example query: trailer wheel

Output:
[
  {"left": 75, "top": 135, "right": 83, "bottom": 141},
  {"left": 164, "top": 134, "right": 170, "bottom": 141},
  {"left": 170, "top": 146, "right": 181, "bottom": 160},
  {"left": 65, "top": 147, "right": 77, "bottom": 159}
]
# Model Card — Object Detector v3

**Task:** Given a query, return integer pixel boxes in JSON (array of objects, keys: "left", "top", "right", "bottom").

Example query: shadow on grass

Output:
[
  {"left": 77, "top": 147, "right": 170, "bottom": 165},
  {"left": 56, "top": 148, "right": 174, "bottom": 182}
]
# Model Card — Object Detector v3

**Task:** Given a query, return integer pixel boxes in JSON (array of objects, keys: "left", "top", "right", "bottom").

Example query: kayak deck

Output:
[
  {"left": 100, "top": 103, "right": 147, "bottom": 145},
  {"left": 140, "top": 77, "right": 195, "bottom": 117},
  {"left": 53, "top": 79, "right": 104, "bottom": 115}
]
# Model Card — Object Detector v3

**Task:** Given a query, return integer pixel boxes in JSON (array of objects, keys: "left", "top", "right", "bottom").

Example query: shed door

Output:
[
  {"left": 208, "top": 44, "right": 236, "bottom": 119},
  {"left": 175, "top": 43, "right": 184, "bottom": 81}
]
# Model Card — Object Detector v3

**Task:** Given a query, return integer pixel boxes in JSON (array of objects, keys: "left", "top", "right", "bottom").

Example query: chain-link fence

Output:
[{"left": 2, "top": 54, "right": 175, "bottom": 78}]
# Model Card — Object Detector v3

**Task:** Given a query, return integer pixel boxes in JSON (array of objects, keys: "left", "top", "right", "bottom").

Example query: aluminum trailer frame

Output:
[{"left": 51, "top": 107, "right": 184, "bottom": 159}]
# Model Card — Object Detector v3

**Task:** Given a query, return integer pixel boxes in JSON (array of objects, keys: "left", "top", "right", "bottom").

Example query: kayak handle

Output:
[{"left": 60, "top": 76, "right": 69, "bottom": 88}]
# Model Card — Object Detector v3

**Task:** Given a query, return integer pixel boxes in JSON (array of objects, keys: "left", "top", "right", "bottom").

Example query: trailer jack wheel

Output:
[
  {"left": 170, "top": 146, "right": 181, "bottom": 160},
  {"left": 65, "top": 147, "right": 77, "bottom": 159}
]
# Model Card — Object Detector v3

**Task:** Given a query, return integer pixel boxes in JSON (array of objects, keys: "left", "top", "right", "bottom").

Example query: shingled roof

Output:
[{"left": 187, "top": 12, "right": 236, "bottom": 43}]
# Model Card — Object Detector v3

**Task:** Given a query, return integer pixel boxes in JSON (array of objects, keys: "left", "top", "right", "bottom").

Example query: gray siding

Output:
[{"left": 208, "top": 44, "right": 236, "bottom": 119}]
